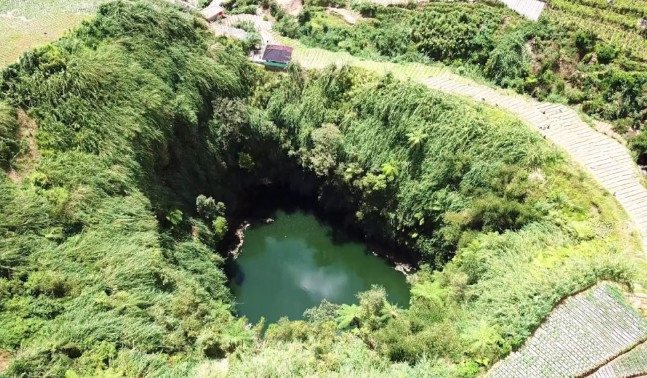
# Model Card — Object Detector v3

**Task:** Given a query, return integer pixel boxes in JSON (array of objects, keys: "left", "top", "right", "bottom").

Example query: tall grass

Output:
[{"left": 0, "top": 1, "right": 256, "bottom": 375}]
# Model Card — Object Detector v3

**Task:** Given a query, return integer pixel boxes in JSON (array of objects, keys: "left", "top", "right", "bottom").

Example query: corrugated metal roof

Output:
[{"left": 262, "top": 45, "right": 293, "bottom": 64}]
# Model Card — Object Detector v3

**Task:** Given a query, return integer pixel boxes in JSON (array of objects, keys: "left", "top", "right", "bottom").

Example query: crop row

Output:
[
  {"left": 490, "top": 285, "right": 647, "bottom": 377},
  {"left": 590, "top": 341, "right": 647, "bottom": 377},
  {"left": 548, "top": 0, "right": 641, "bottom": 31},
  {"left": 548, "top": 9, "right": 647, "bottom": 61},
  {"left": 556, "top": 0, "right": 647, "bottom": 18}
]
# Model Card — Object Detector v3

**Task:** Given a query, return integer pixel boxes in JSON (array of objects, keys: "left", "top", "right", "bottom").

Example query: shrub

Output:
[
  {"left": 574, "top": 30, "right": 596, "bottom": 54},
  {"left": 629, "top": 131, "right": 647, "bottom": 165},
  {"left": 485, "top": 32, "right": 531, "bottom": 89},
  {"left": 351, "top": 0, "right": 378, "bottom": 17},
  {"left": 595, "top": 43, "right": 618, "bottom": 64},
  {"left": 304, "top": 0, "right": 346, "bottom": 7}
]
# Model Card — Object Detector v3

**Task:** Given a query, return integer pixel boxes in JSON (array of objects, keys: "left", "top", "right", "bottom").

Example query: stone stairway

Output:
[{"left": 425, "top": 73, "right": 647, "bottom": 251}]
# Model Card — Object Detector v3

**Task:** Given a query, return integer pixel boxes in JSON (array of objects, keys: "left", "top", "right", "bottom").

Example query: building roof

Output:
[{"left": 262, "top": 45, "right": 293, "bottom": 64}]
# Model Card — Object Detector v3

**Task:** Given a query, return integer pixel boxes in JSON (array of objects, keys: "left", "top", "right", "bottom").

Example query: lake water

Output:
[{"left": 227, "top": 209, "right": 410, "bottom": 324}]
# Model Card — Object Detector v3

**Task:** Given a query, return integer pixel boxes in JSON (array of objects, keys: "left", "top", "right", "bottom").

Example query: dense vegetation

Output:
[
  {"left": 0, "top": 0, "right": 643, "bottom": 376},
  {"left": 266, "top": 1, "right": 647, "bottom": 161},
  {"left": 0, "top": 2, "right": 259, "bottom": 375}
]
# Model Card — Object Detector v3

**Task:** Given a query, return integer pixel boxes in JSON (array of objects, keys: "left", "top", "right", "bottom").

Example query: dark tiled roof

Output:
[{"left": 262, "top": 45, "right": 293, "bottom": 64}]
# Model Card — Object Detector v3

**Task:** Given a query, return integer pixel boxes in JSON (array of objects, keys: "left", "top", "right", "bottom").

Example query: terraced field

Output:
[
  {"left": 589, "top": 341, "right": 647, "bottom": 377},
  {"left": 0, "top": 0, "right": 108, "bottom": 67},
  {"left": 545, "top": 0, "right": 647, "bottom": 60},
  {"left": 489, "top": 284, "right": 647, "bottom": 377}
]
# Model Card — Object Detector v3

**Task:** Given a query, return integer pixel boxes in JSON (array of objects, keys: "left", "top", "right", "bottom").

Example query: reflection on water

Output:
[{"left": 227, "top": 209, "right": 410, "bottom": 324}]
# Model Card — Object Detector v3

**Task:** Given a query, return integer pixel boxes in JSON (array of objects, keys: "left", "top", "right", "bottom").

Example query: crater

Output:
[{"left": 226, "top": 208, "right": 411, "bottom": 324}]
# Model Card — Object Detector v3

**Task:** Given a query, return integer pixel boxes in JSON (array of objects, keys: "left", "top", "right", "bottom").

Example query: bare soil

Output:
[
  {"left": 327, "top": 7, "right": 362, "bottom": 25},
  {"left": 275, "top": 0, "right": 302, "bottom": 16},
  {"left": 0, "top": 351, "right": 10, "bottom": 373},
  {"left": 8, "top": 109, "right": 40, "bottom": 183}
]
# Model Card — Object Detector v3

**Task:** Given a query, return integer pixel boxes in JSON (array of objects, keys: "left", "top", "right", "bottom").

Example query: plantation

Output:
[
  {"left": 0, "top": 0, "right": 645, "bottom": 376},
  {"left": 266, "top": 0, "right": 647, "bottom": 162},
  {"left": 0, "top": 0, "right": 108, "bottom": 67}
]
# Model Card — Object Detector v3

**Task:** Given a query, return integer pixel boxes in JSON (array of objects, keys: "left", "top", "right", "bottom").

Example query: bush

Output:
[
  {"left": 351, "top": 0, "right": 378, "bottom": 17},
  {"left": 630, "top": 132, "right": 647, "bottom": 165},
  {"left": 574, "top": 30, "right": 596, "bottom": 54},
  {"left": 304, "top": 0, "right": 346, "bottom": 7},
  {"left": 485, "top": 32, "right": 531, "bottom": 89},
  {"left": 595, "top": 43, "right": 618, "bottom": 64}
]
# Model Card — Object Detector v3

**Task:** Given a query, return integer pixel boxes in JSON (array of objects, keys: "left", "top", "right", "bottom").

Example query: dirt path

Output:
[
  {"left": 217, "top": 14, "right": 274, "bottom": 44},
  {"left": 0, "top": 350, "right": 10, "bottom": 374},
  {"left": 8, "top": 109, "right": 40, "bottom": 183},
  {"left": 275, "top": 0, "right": 302, "bottom": 16},
  {"left": 327, "top": 7, "right": 362, "bottom": 24}
]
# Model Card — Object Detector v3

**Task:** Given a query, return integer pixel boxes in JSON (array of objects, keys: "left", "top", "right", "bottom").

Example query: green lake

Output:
[{"left": 227, "top": 209, "right": 411, "bottom": 324}]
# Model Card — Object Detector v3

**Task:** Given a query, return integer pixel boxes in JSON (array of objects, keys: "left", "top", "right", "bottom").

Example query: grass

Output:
[
  {"left": 277, "top": 35, "right": 502, "bottom": 86},
  {"left": 0, "top": 0, "right": 107, "bottom": 67}
]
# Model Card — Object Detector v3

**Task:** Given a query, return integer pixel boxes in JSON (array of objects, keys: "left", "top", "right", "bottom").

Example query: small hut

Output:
[
  {"left": 261, "top": 45, "right": 293, "bottom": 70},
  {"left": 201, "top": 4, "right": 225, "bottom": 22}
]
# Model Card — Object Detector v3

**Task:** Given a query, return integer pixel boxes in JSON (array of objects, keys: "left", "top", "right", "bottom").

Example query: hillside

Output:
[
  {"left": 263, "top": 0, "right": 647, "bottom": 161},
  {"left": 0, "top": 0, "right": 645, "bottom": 376}
]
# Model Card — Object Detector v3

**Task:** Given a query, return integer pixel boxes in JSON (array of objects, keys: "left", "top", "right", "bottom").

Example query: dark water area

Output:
[{"left": 226, "top": 209, "right": 411, "bottom": 324}]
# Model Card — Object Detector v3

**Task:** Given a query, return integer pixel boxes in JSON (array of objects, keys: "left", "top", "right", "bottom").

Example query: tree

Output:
[
  {"left": 380, "top": 162, "right": 398, "bottom": 182},
  {"left": 196, "top": 195, "right": 225, "bottom": 220},
  {"left": 166, "top": 209, "right": 183, "bottom": 228},
  {"left": 406, "top": 128, "right": 427, "bottom": 150}
]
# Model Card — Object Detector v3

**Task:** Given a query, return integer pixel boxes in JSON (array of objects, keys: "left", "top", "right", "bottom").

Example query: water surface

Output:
[{"left": 227, "top": 209, "right": 410, "bottom": 323}]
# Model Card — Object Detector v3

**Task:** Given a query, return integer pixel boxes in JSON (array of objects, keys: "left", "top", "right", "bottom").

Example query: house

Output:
[
  {"left": 261, "top": 45, "right": 293, "bottom": 70},
  {"left": 201, "top": 4, "right": 225, "bottom": 22}
]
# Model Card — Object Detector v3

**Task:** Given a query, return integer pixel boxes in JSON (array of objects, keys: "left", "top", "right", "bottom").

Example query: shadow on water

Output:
[
  {"left": 221, "top": 184, "right": 419, "bottom": 269},
  {"left": 221, "top": 185, "right": 413, "bottom": 323}
]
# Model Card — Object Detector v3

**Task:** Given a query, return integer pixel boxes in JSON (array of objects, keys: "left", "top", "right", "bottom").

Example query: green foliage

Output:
[
  {"left": 277, "top": 2, "right": 647, "bottom": 152},
  {"left": 574, "top": 30, "right": 596, "bottom": 54},
  {"left": 196, "top": 194, "right": 226, "bottom": 220},
  {"left": 212, "top": 216, "right": 228, "bottom": 242},
  {"left": 0, "top": 1, "right": 255, "bottom": 375},
  {"left": 257, "top": 65, "right": 558, "bottom": 261},
  {"left": 595, "top": 42, "right": 618, "bottom": 64},
  {"left": 304, "top": 0, "right": 346, "bottom": 7},
  {"left": 629, "top": 132, "right": 647, "bottom": 165},
  {"left": 485, "top": 31, "right": 531, "bottom": 90},
  {"left": 167, "top": 209, "right": 184, "bottom": 227},
  {"left": 228, "top": 65, "right": 640, "bottom": 375}
]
